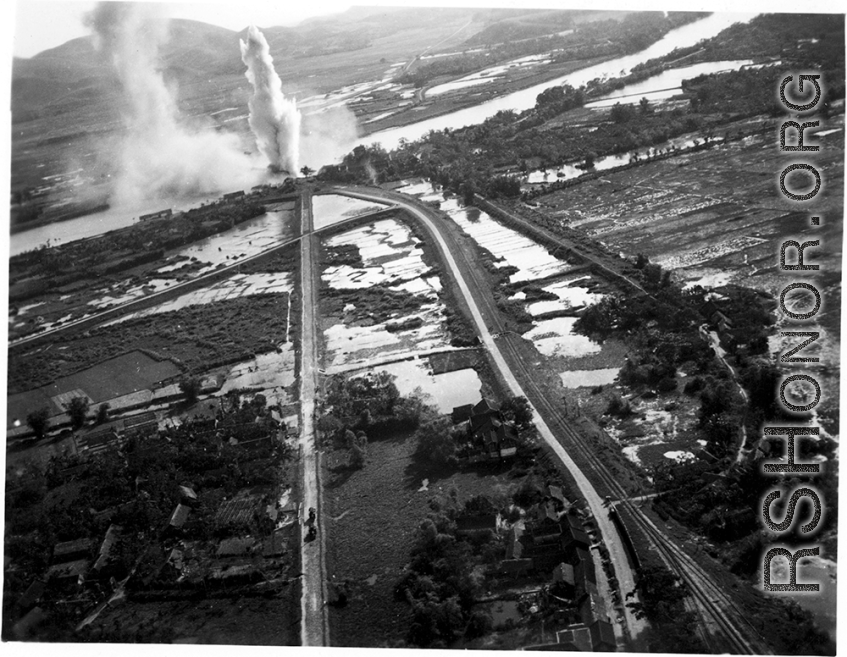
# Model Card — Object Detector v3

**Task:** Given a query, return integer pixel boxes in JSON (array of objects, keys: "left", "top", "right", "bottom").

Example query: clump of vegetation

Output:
[
  {"left": 500, "top": 395, "right": 533, "bottom": 428},
  {"left": 394, "top": 494, "right": 500, "bottom": 647},
  {"left": 26, "top": 407, "right": 51, "bottom": 439},
  {"left": 414, "top": 415, "right": 460, "bottom": 467},
  {"left": 63, "top": 396, "right": 90, "bottom": 430},
  {"left": 627, "top": 565, "right": 706, "bottom": 653},
  {"left": 319, "top": 371, "right": 432, "bottom": 443},
  {"left": 179, "top": 376, "right": 202, "bottom": 404}
]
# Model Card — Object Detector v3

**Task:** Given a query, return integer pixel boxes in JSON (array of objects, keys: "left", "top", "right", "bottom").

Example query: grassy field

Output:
[
  {"left": 324, "top": 430, "right": 520, "bottom": 647},
  {"left": 7, "top": 350, "right": 181, "bottom": 422},
  {"left": 8, "top": 294, "right": 291, "bottom": 395}
]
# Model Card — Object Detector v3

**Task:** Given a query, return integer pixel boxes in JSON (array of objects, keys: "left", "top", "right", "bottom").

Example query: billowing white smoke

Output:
[
  {"left": 300, "top": 105, "right": 360, "bottom": 170},
  {"left": 87, "top": 3, "right": 258, "bottom": 206},
  {"left": 240, "top": 26, "right": 301, "bottom": 174}
]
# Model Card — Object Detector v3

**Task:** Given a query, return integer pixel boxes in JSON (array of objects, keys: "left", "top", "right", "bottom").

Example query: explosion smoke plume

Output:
[
  {"left": 240, "top": 25, "right": 301, "bottom": 174},
  {"left": 88, "top": 3, "right": 257, "bottom": 206}
]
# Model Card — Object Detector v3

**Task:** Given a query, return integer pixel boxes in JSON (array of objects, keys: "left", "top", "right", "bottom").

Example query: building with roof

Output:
[
  {"left": 453, "top": 398, "right": 520, "bottom": 462},
  {"left": 561, "top": 514, "right": 592, "bottom": 551},
  {"left": 179, "top": 485, "right": 198, "bottom": 506},
  {"left": 556, "top": 625, "right": 593, "bottom": 651},
  {"left": 499, "top": 558, "right": 533, "bottom": 578},
  {"left": 523, "top": 620, "right": 616, "bottom": 652},
  {"left": 52, "top": 538, "right": 92, "bottom": 564},
  {"left": 505, "top": 524, "right": 525, "bottom": 559},
  {"left": 92, "top": 524, "right": 122, "bottom": 576},
  {"left": 75, "top": 412, "right": 159, "bottom": 455},
  {"left": 139, "top": 209, "right": 172, "bottom": 222},
  {"left": 168, "top": 503, "right": 192, "bottom": 530},
  {"left": 451, "top": 404, "right": 474, "bottom": 425},
  {"left": 456, "top": 514, "right": 498, "bottom": 536},
  {"left": 46, "top": 559, "right": 89, "bottom": 589},
  {"left": 589, "top": 619, "right": 617, "bottom": 651},
  {"left": 16, "top": 580, "right": 45, "bottom": 614}
]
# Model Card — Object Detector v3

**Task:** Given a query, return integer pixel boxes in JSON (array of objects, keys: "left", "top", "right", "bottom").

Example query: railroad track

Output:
[
  {"left": 494, "top": 328, "right": 773, "bottom": 655},
  {"left": 333, "top": 185, "right": 773, "bottom": 654}
]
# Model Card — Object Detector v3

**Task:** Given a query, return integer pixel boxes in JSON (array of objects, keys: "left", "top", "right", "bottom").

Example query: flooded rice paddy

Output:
[
  {"left": 524, "top": 276, "right": 605, "bottom": 316},
  {"left": 312, "top": 194, "right": 389, "bottom": 230},
  {"left": 559, "top": 368, "right": 619, "bottom": 388},
  {"left": 436, "top": 198, "right": 575, "bottom": 284},
  {"left": 363, "top": 359, "right": 482, "bottom": 414},
  {"left": 523, "top": 317, "right": 601, "bottom": 359},
  {"left": 396, "top": 181, "right": 608, "bottom": 365},
  {"left": 319, "top": 217, "right": 455, "bottom": 370},
  {"left": 427, "top": 53, "right": 553, "bottom": 97},
  {"left": 605, "top": 397, "right": 700, "bottom": 468},
  {"left": 83, "top": 209, "right": 293, "bottom": 311},
  {"left": 102, "top": 273, "right": 293, "bottom": 326},
  {"left": 322, "top": 220, "right": 437, "bottom": 290},
  {"left": 319, "top": 215, "right": 483, "bottom": 413}
]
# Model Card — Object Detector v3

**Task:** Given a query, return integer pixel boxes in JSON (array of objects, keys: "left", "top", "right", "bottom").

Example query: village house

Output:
[
  {"left": 138, "top": 208, "right": 173, "bottom": 222},
  {"left": 699, "top": 299, "right": 734, "bottom": 332},
  {"left": 455, "top": 513, "right": 499, "bottom": 537},
  {"left": 167, "top": 503, "right": 192, "bottom": 532},
  {"left": 91, "top": 525, "right": 122, "bottom": 575},
  {"left": 75, "top": 411, "right": 159, "bottom": 456},
  {"left": 452, "top": 398, "right": 519, "bottom": 462}
]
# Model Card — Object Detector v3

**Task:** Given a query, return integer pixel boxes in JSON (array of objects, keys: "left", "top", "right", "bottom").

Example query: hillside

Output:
[{"left": 11, "top": 7, "right": 495, "bottom": 123}]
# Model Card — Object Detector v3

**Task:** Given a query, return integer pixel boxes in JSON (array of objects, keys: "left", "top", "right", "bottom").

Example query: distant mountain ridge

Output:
[{"left": 11, "top": 6, "right": 484, "bottom": 122}]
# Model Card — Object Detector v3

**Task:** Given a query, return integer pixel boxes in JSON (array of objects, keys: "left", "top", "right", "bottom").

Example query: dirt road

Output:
[
  {"left": 297, "top": 192, "right": 329, "bottom": 646},
  {"left": 331, "top": 185, "right": 648, "bottom": 646}
]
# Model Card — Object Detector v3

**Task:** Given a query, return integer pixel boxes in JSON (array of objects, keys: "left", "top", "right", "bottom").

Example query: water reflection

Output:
[{"left": 360, "top": 13, "right": 759, "bottom": 151}]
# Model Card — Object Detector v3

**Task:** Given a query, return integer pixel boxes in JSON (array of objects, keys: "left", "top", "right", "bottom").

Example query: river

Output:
[
  {"left": 584, "top": 59, "right": 756, "bottom": 108},
  {"left": 11, "top": 12, "right": 759, "bottom": 254},
  {"left": 358, "top": 12, "right": 759, "bottom": 150},
  {"left": 11, "top": 191, "right": 229, "bottom": 257}
]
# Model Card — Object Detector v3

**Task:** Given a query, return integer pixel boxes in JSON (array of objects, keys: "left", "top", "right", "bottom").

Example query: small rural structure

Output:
[{"left": 452, "top": 398, "right": 520, "bottom": 462}]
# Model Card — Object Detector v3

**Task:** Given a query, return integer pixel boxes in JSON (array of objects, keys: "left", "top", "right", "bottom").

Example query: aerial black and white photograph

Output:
[{"left": 1, "top": 0, "right": 843, "bottom": 653}]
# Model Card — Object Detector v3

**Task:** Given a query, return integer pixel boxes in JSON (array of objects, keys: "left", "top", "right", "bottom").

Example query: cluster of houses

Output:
[
  {"left": 75, "top": 411, "right": 159, "bottom": 455},
  {"left": 10, "top": 522, "right": 124, "bottom": 639},
  {"left": 452, "top": 399, "right": 519, "bottom": 462},
  {"left": 158, "top": 486, "right": 294, "bottom": 590},
  {"left": 455, "top": 484, "right": 617, "bottom": 651}
]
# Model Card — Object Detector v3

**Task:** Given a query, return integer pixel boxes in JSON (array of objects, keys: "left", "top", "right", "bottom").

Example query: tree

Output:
[
  {"left": 64, "top": 396, "right": 90, "bottom": 430},
  {"left": 350, "top": 432, "right": 368, "bottom": 469},
  {"left": 179, "top": 376, "right": 202, "bottom": 403},
  {"left": 500, "top": 396, "right": 533, "bottom": 427},
  {"left": 96, "top": 403, "right": 111, "bottom": 425},
  {"left": 627, "top": 565, "right": 688, "bottom": 621},
  {"left": 639, "top": 96, "right": 652, "bottom": 115},
  {"left": 415, "top": 416, "right": 456, "bottom": 466},
  {"left": 26, "top": 407, "right": 51, "bottom": 439},
  {"left": 610, "top": 102, "right": 636, "bottom": 124},
  {"left": 300, "top": 165, "right": 314, "bottom": 177}
]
